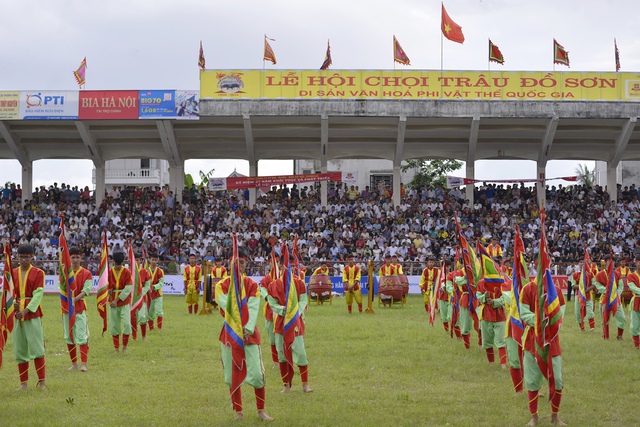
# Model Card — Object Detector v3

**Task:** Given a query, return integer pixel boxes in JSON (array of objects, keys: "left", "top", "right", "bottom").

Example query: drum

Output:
[
  {"left": 308, "top": 275, "right": 332, "bottom": 302},
  {"left": 620, "top": 277, "right": 633, "bottom": 305},
  {"left": 379, "top": 275, "right": 403, "bottom": 301},
  {"left": 398, "top": 274, "right": 409, "bottom": 297},
  {"left": 206, "top": 277, "right": 222, "bottom": 304}
]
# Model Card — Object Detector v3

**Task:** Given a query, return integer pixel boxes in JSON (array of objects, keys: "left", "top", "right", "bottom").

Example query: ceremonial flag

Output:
[
  {"left": 320, "top": 40, "right": 332, "bottom": 70},
  {"left": 1, "top": 243, "right": 16, "bottom": 369},
  {"left": 58, "top": 215, "right": 76, "bottom": 344},
  {"left": 224, "top": 233, "right": 248, "bottom": 395},
  {"left": 454, "top": 213, "right": 480, "bottom": 313},
  {"left": 96, "top": 231, "right": 109, "bottom": 335},
  {"left": 73, "top": 57, "right": 87, "bottom": 87},
  {"left": 281, "top": 244, "right": 300, "bottom": 367},
  {"left": 602, "top": 254, "right": 619, "bottom": 326},
  {"left": 553, "top": 39, "right": 570, "bottom": 67},
  {"left": 533, "top": 209, "right": 563, "bottom": 397},
  {"left": 577, "top": 247, "right": 592, "bottom": 304},
  {"left": 511, "top": 225, "right": 528, "bottom": 345},
  {"left": 393, "top": 36, "right": 410, "bottom": 66},
  {"left": 128, "top": 241, "right": 143, "bottom": 313},
  {"left": 489, "top": 39, "right": 504, "bottom": 64},
  {"left": 614, "top": 38, "right": 621, "bottom": 72},
  {"left": 477, "top": 242, "right": 504, "bottom": 288},
  {"left": 198, "top": 40, "right": 206, "bottom": 71},
  {"left": 441, "top": 3, "right": 465, "bottom": 44},
  {"left": 263, "top": 35, "right": 277, "bottom": 65}
]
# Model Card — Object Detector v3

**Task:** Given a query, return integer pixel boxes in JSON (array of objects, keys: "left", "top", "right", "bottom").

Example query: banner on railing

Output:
[
  {"left": 209, "top": 171, "right": 357, "bottom": 191},
  {"left": 446, "top": 175, "right": 578, "bottom": 188}
]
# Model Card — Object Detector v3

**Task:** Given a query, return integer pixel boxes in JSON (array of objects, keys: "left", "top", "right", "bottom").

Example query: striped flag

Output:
[
  {"left": 96, "top": 231, "right": 109, "bottom": 335},
  {"left": 263, "top": 35, "right": 277, "bottom": 65},
  {"left": 455, "top": 213, "right": 481, "bottom": 314},
  {"left": 128, "top": 242, "right": 143, "bottom": 313},
  {"left": 198, "top": 40, "right": 206, "bottom": 71},
  {"left": 224, "top": 233, "right": 248, "bottom": 395},
  {"left": 510, "top": 225, "right": 528, "bottom": 345},
  {"left": 577, "top": 247, "right": 592, "bottom": 304},
  {"left": 58, "top": 215, "right": 76, "bottom": 344},
  {"left": 477, "top": 242, "right": 505, "bottom": 293},
  {"left": 320, "top": 40, "right": 332, "bottom": 70},
  {"left": 534, "top": 209, "right": 563, "bottom": 397},
  {"left": 393, "top": 36, "right": 410, "bottom": 66},
  {"left": 281, "top": 244, "right": 300, "bottom": 367},
  {"left": 73, "top": 57, "right": 87, "bottom": 87},
  {"left": 429, "top": 261, "right": 444, "bottom": 326},
  {"left": 1, "top": 242, "right": 16, "bottom": 369},
  {"left": 602, "top": 255, "right": 620, "bottom": 326}
]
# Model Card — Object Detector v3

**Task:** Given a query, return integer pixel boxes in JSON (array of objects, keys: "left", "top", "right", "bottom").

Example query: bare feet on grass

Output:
[
  {"left": 526, "top": 414, "right": 538, "bottom": 426},
  {"left": 37, "top": 380, "right": 47, "bottom": 390},
  {"left": 280, "top": 385, "right": 291, "bottom": 393},
  {"left": 80, "top": 363, "right": 88, "bottom": 372},
  {"left": 69, "top": 363, "right": 78, "bottom": 371},
  {"left": 302, "top": 383, "right": 314, "bottom": 393},
  {"left": 551, "top": 414, "right": 567, "bottom": 425},
  {"left": 258, "top": 411, "right": 274, "bottom": 421},
  {"left": 235, "top": 412, "right": 244, "bottom": 420},
  {"left": 15, "top": 382, "right": 28, "bottom": 391}
]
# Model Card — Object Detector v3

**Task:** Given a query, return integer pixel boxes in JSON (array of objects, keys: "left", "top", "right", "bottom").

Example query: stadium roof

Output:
[{"left": 1, "top": 99, "right": 639, "bottom": 168}]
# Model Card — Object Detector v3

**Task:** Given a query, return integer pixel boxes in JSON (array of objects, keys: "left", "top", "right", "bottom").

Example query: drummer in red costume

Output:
[
  {"left": 342, "top": 257, "right": 362, "bottom": 313},
  {"left": 208, "top": 257, "right": 227, "bottom": 308},
  {"left": 183, "top": 253, "right": 202, "bottom": 314},
  {"left": 487, "top": 237, "right": 503, "bottom": 258}
]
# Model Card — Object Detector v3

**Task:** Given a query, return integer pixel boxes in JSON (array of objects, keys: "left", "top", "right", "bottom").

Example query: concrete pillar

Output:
[
  {"left": 170, "top": 162, "right": 184, "bottom": 204},
  {"left": 320, "top": 165, "right": 328, "bottom": 207},
  {"left": 249, "top": 160, "right": 258, "bottom": 207},
  {"left": 536, "top": 163, "right": 546, "bottom": 209},
  {"left": 20, "top": 161, "right": 32, "bottom": 206},
  {"left": 607, "top": 164, "right": 617, "bottom": 203},
  {"left": 393, "top": 165, "right": 401, "bottom": 207},
  {"left": 465, "top": 161, "right": 474, "bottom": 209},
  {"left": 94, "top": 163, "right": 105, "bottom": 207}
]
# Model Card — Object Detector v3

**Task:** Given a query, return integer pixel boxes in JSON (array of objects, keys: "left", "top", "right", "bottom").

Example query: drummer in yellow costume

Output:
[
  {"left": 342, "top": 257, "right": 362, "bottom": 314},
  {"left": 183, "top": 253, "right": 202, "bottom": 314},
  {"left": 312, "top": 262, "right": 330, "bottom": 276},
  {"left": 209, "top": 257, "right": 227, "bottom": 308},
  {"left": 379, "top": 254, "right": 400, "bottom": 307}
]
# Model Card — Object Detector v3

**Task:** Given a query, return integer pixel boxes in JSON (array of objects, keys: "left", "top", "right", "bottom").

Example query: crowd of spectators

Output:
[{"left": 2, "top": 179, "right": 640, "bottom": 277}]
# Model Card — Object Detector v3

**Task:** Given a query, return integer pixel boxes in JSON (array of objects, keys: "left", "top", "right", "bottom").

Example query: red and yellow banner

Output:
[
  {"left": 209, "top": 172, "right": 357, "bottom": 191},
  {"left": 201, "top": 70, "right": 640, "bottom": 102}
]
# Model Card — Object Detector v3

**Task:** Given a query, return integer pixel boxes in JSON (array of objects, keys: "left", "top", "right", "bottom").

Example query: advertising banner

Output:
[
  {"left": 209, "top": 172, "right": 356, "bottom": 191},
  {"left": 139, "top": 90, "right": 177, "bottom": 119},
  {"left": 201, "top": 69, "right": 640, "bottom": 102},
  {"left": 18, "top": 90, "right": 79, "bottom": 120},
  {"left": 78, "top": 90, "right": 139, "bottom": 120},
  {"left": 0, "top": 91, "right": 19, "bottom": 120},
  {"left": 174, "top": 90, "right": 200, "bottom": 120}
]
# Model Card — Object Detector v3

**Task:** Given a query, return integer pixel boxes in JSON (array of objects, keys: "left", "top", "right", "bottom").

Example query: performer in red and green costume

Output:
[
  {"left": 147, "top": 251, "right": 164, "bottom": 330},
  {"left": 216, "top": 248, "right": 273, "bottom": 421},
  {"left": 60, "top": 246, "right": 93, "bottom": 372},
  {"left": 593, "top": 264, "right": 625, "bottom": 340},
  {"left": 260, "top": 254, "right": 281, "bottom": 368},
  {"left": 108, "top": 251, "right": 132, "bottom": 352},
  {"left": 476, "top": 273, "right": 507, "bottom": 367},
  {"left": 267, "top": 247, "right": 313, "bottom": 394},
  {"left": 626, "top": 257, "right": 640, "bottom": 349},
  {"left": 451, "top": 266, "right": 473, "bottom": 348},
  {"left": 131, "top": 254, "right": 151, "bottom": 341},
  {"left": 12, "top": 244, "right": 47, "bottom": 390}
]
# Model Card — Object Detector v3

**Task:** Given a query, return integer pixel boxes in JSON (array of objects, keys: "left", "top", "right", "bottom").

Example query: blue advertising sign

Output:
[
  {"left": 19, "top": 90, "right": 79, "bottom": 120},
  {"left": 139, "top": 90, "right": 176, "bottom": 119}
]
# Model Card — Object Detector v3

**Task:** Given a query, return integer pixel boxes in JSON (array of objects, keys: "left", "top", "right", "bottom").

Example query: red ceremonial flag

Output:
[
  {"left": 281, "top": 243, "right": 300, "bottom": 367},
  {"left": 263, "top": 35, "right": 277, "bottom": 65},
  {"left": 489, "top": 39, "right": 504, "bottom": 64},
  {"left": 553, "top": 39, "right": 570, "bottom": 67},
  {"left": 393, "top": 36, "right": 411, "bottom": 66},
  {"left": 534, "top": 209, "right": 563, "bottom": 398},
  {"left": 510, "top": 225, "right": 528, "bottom": 346},
  {"left": 73, "top": 57, "right": 87, "bottom": 88},
  {"left": 96, "top": 231, "right": 109, "bottom": 335},
  {"left": 614, "top": 38, "right": 621, "bottom": 72},
  {"left": 320, "top": 40, "right": 332, "bottom": 70},
  {"left": 429, "top": 261, "right": 444, "bottom": 326},
  {"left": 1, "top": 242, "right": 16, "bottom": 369},
  {"left": 441, "top": 3, "right": 465, "bottom": 44},
  {"left": 198, "top": 40, "right": 206, "bottom": 71},
  {"left": 602, "top": 253, "right": 620, "bottom": 326},
  {"left": 58, "top": 214, "right": 77, "bottom": 344}
]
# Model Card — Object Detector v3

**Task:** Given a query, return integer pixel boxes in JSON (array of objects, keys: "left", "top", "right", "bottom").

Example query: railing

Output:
[{"left": 91, "top": 168, "right": 161, "bottom": 184}]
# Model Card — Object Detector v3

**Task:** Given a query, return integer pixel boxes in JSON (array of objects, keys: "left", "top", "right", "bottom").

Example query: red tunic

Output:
[
  {"left": 71, "top": 267, "right": 93, "bottom": 314},
  {"left": 379, "top": 264, "right": 399, "bottom": 276},
  {"left": 12, "top": 266, "right": 45, "bottom": 321},
  {"left": 108, "top": 267, "right": 133, "bottom": 306},
  {"left": 267, "top": 277, "right": 306, "bottom": 336},
  {"left": 520, "top": 281, "right": 565, "bottom": 356},
  {"left": 476, "top": 279, "right": 506, "bottom": 322},
  {"left": 217, "top": 275, "right": 261, "bottom": 345},
  {"left": 626, "top": 272, "right": 640, "bottom": 311},
  {"left": 148, "top": 267, "right": 164, "bottom": 299},
  {"left": 595, "top": 269, "right": 621, "bottom": 306}
]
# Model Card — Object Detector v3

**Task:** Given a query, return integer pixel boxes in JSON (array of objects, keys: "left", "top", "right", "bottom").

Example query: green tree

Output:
[
  {"left": 574, "top": 163, "right": 595, "bottom": 188},
  {"left": 401, "top": 159, "right": 463, "bottom": 188},
  {"left": 184, "top": 168, "right": 215, "bottom": 190}
]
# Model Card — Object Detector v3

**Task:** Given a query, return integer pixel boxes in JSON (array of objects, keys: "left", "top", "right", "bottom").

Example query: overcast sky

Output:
[{"left": 2, "top": 0, "right": 635, "bottom": 189}]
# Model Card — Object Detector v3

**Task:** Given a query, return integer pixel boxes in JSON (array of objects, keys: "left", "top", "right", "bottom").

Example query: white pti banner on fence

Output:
[{"left": 42, "top": 274, "right": 424, "bottom": 295}]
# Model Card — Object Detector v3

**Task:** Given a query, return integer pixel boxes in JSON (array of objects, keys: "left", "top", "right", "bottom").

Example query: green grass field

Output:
[{"left": 0, "top": 294, "right": 638, "bottom": 427}]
